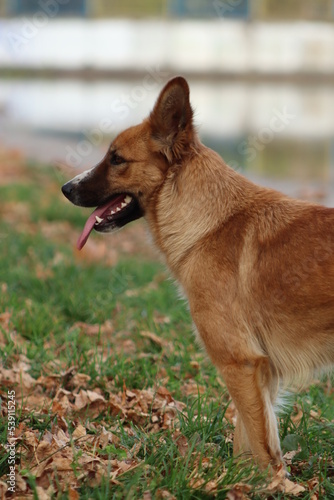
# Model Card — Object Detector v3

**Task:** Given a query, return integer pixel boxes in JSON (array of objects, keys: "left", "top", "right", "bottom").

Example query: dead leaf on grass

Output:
[
  {"left": 283, "top": 449, "right": 299, "bottom": 465},
  {"left": 290, "top": 404, "right": 304, "bottom": 424},
  {"left": 74, "top": 389, "right": 107, "bottom": 417},
  {"left": 68, "top": 487, "right": 80, "bottom": 500},
  {"left": 153, "top": 312, "right": 171, "bottom": 325},
  {"left": 173, "top": 431, "right": 189, "bottom": 457},
  {"left": 156, "top": 386, "right": 173, "bottom": 403},
  {"left": 36, "top": 485, "right": 52, "bottom": 500},
  {"left": 264, "top": 465, "right": 306, "bottom": 496},
  {"left": 0, "top": 481, "right": 8, "bottom": 498},
  {"left": 284, "top": 478, "right": 306, "bottom": 495},
  {"left": 205, "top": 480, "right": 219, "bottom": 494},
  {"left": 156, "top": 488, "right": 177, "bottom": 499},
  {"left": 71, "top": 320, "right": 114, "bottom": 337},
  {"left": 226, "top": 485, "right": 251, "bottom": 500},
  {"left": 13, "top": 473, "right": 27, "bottom": 493},
  {"left": 0, "top": 311, "right": 12, "bottom": 332},
  {"left": 72, "top": 424, "right": 86, "bottom": 439},
  {"left": 181, "top": 380, "right": 206, "bottom": 396},
  {"left": 1, "top": 361, "right": 36, "bottom": 391},
  {"left": 140, "top": 330, "right": 166, "bottom": 347},
  {"left": 69, "top": 372, "right": 91, "bottom": 388}
]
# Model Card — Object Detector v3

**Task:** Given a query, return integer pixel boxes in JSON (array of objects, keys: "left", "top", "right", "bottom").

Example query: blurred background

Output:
[{"left": 0, "top": 0, "right": 334, "bottom": 202}]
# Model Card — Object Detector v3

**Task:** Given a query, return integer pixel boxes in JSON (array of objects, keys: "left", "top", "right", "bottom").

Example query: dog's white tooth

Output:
[
  {"left": 116, "top": 207, "right": 121, "bottom": 212},
  {"left": 124, "top": 195, "right": 132, "bottom": 203},
  {"left": 95, "top": 216, "right": 103, "bottom": 224},
  {"left": 121, "top": 202, "right": 127, "bottom": 208},
  {"left": 110, "top": 210, "right": 115, "bottom": 215}
]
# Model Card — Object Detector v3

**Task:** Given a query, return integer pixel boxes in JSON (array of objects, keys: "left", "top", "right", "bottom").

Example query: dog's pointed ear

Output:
[{"left": 150, "top": 76, "right": 194, "bottom": 163}]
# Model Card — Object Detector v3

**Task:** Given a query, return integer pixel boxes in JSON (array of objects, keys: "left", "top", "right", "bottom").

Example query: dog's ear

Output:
[{"left": 150, "top": 76, "right": 194, "bottom": 163}]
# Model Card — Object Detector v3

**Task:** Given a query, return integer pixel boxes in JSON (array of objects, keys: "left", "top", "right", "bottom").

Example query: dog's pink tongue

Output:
[
  {"left": 76, "top": 206, "right": 103, "bottom": 250},
  {"left": 77, "top": 196, "right": 124, "bottom": 250}
]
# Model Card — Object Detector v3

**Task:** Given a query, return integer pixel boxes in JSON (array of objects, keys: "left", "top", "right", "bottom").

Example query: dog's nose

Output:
[{"left": 62, "top": 181, "right": 73, "bottom": 200}]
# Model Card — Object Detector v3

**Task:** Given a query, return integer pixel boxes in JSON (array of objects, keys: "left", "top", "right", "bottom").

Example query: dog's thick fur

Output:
[{"left": 62, "top": 77, "right": 334, "bottom": 471}]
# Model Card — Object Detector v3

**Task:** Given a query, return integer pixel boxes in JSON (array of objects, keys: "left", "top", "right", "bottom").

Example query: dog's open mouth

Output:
[{"left": 77, "top": 193, "right": 142, "bottom": 250}]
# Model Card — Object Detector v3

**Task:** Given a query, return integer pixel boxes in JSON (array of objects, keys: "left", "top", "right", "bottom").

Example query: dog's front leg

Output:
[{"left": 220, "top": 357, "right": 282, "bottom": 470}]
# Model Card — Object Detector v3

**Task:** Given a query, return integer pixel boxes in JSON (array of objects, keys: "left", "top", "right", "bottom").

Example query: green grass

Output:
[{"left": 0, "top": 163, "right": 333, "bottom": 498}]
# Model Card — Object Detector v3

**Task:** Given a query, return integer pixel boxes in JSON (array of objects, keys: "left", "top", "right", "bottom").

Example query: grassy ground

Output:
[{"left": 0, "top": 150, "right": 333, "bottom": 499}]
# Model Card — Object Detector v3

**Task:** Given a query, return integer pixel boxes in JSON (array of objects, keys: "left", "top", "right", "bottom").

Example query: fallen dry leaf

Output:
[
  {"left": 226, "top": 487, "right": 250, "bottom": 500},
  {"left": 0, "top": 481, "right": 8, "bottom": 497},
  {"left": 284, "top": 477, "right": 306, "bottom": 495},
  {"left": 290, "top": 404, "right": 304, "bottom": 424},
  {"left": 68, "top": 487, "right": 80, "bottom": 500},
  {"left": 205, "top": 480, "right": 218, "bottom": 494},
  {"left": 181, "top": 380, "right": 206, "bottom": 396},
  {"left": 173, "top": 431, "right": 189, "bottom": 457},
  {"left": 15, "top": 474, "right": 28, "bottom": 493},
  {"left": 153, "top": 312, "right": 171, "bottom": 325},
  {"left": 0, "top": 311, "right": 12, "bottom": 332},
  {"left": 307, "top": 476, "right": 320, "bottom": 495},
  {"left": 156, "top": 386, "right": 173, "bottom": 403},
  {"left": 156, "top": 488, "right": 177, "bottom": 499},
  {"left": 71, "top": 320, "right": 114, "bottom": 337},
  {"left": 74, "top": 389, "right": 107, "bottom": 414},
  {"left": 72, "top": 424, "right": 86, "bottom": 439},
  {"left": 264, "top": 464, "right": 306, "bottom": 496},
  {"left": 0, "top": 360, "right": 36, "bottom": 390},
  {"left": 140, "top": 330, "right": 166, "bottom": 347},
  {"left": 36, "top": 485, "right": 51, "bottom": 500}
]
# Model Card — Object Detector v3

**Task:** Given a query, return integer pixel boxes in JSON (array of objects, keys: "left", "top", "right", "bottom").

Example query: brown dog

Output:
[{"left": 62, "top": 76, "right": 334, "bottom": 471}]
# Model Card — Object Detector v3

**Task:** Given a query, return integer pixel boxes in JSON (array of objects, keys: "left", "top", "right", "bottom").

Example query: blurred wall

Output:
[
  {"left": 91, "top": 0, "right": 166, "bottom": 18},
  {"left": 0, "top": 0, "right": 5, "bottom": 17},
  {"left": 0, "top": 0, "right": 333, "bottom": 20},
  {"left": 254, "top": 0, "right": 334, "bottom": 21}
]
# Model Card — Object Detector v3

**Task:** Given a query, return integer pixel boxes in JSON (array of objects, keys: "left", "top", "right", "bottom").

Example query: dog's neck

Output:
[{"left": 144, "top": 144, "right": 260, "bottom": 274}]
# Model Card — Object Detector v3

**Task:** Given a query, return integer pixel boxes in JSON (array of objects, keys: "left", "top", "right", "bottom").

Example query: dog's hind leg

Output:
[{"left": 220, "top": 357, "right": 282, "bottom": 470}]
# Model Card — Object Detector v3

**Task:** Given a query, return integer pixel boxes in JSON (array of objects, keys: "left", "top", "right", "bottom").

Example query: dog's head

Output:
[{"left": 62, "top": 76, "right": 195, "bottom": 249}]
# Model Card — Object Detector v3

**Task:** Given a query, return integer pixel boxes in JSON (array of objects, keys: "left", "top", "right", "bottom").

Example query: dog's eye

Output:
[{"left": 110, "top": 152, "right": 125, "bottom": 166}]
